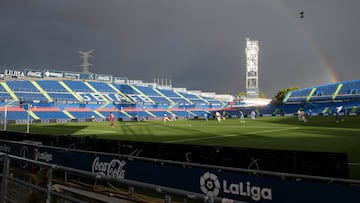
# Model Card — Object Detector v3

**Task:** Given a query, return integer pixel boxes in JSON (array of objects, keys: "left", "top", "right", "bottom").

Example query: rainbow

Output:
[
  {"left": 320, "top": 57, "right": 339, "bottom": 83},
  {"left": 277, "top": 1, "right": 339, "bottom": 84}
]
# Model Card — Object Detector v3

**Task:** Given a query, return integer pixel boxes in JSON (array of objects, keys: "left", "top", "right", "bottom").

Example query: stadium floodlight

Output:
[
  {"left": 245, "top": 38, "right": 260, "bottom": 98},
  {"left": 79, "top": 49, "right": 94, "bottom": 73}
]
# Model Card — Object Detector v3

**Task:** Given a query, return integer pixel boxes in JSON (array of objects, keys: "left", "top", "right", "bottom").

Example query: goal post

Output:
[{"left": 0, "top": 102, "right": 31, "bottom": 133}]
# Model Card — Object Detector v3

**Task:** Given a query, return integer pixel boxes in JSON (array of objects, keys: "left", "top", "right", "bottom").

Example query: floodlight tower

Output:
[
  {"left": 245, "top": 38, "right": 259, "bottom": 98},
  {"left": 79, "top": 49, "right": 94, "bottom": 73}
]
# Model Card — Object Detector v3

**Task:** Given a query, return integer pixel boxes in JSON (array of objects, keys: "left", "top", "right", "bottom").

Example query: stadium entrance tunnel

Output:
[{"left": 0, "top": 131, "right": 349, "bottom": 179}]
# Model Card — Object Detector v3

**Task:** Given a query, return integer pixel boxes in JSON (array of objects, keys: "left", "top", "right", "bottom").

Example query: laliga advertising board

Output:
[{"left": 0, "top": 140, "right": 359, "bottom": 203}]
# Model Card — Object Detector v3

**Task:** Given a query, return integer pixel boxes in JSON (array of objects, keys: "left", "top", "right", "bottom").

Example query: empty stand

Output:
[
  {"left": 87, "top": 81, "right": 116, "bottom": 93},
  {"left": 62, "top": 80, "right": 93, "bottom": 92},
  {"left": 6, "top": 80, "right": 47, "bottom": 102},
  {"left": 177, "top": 92, "right": 208, "bottom": 105},
  {"left": 0, "top": 106, "right": 30, "bottom": 120},
  {"left": 310, "top": 84, "right": 339, "bottom": 100},
  {"left": 65, "top": 107, "right": 99, "bottom": 120},
  {"left": 31, "top": 107, "right": 70, "bottom": 120},
  {"left": 336, "top": 80, "right": 360, "bottom": 100},
  {"left": 36, "top": 80, "right": 68, "bottom": 92},
  {"left": 37, "top": 80, "right": 78, "bottom": 103}
]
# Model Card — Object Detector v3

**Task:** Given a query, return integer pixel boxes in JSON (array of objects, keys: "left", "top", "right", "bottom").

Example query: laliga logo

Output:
[
  {"left": 200, "top": 172, "right": 221, "bottom": 197},
  {"left": 200, "top": 172, "right": 272, "bottom": 201},
  {"left": 33, "top": 148, "right": 53, "bottom": 162}
]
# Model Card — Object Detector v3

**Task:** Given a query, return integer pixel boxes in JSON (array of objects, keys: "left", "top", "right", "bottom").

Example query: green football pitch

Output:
[{"left": 3, "top": 115, "right": 360, "bottom": 178}]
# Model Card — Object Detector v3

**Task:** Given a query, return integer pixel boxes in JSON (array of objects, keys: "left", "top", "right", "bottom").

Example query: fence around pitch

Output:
[{"left": 0, "top": 153, "right": 223, "bottom": 203}]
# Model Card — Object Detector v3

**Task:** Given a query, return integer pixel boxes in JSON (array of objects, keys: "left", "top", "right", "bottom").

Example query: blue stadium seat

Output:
[
  {"left": 148, "top": 96, "right": 171, "bottom": 104},
  {"left": 36, "top": 80, "right": 68, "bottom": 92},
  {"left": 47, "top": 93, "right": 78, "bottom": 102},
  {"left": 34, "top": 111, "right": 69, "bottom": 119},
  {"left": 337, "top": 80, "right": 360, "bottom": 100},
  {"left": 112, "top": 84, "right": 138, "bottom": 94},
  {"left": 87, "top": 81, "right": 116, "bottom": 93},
  {"left": 15, "top": 93, "right": 47, "bottom": 102},
  {"left": 310, "top": 84, "right": 338, "bottom": 100},
  {"left": 0, "top": 93, "right": 13, "bottom": 101},
  {"left": 6, "top": 80, "right": 39, "bottom": 92},
  {"left": 136, "top": 86, "right": 161, "bottom": 96},
  {"left": 62, "top": 80, "right": 92, "bottom": 92}
]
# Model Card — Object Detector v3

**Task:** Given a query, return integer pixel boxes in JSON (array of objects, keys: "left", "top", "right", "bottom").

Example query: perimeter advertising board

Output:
[
  {"left": 95, "top": 74, "right": 112, "bottom": 82},
  {"left": 0, "top": 140, "right": 358, "bottom": 203},
  {"left": 80, "top": 73, "right": 95, "bottom": 80},
  {"left": 4, "top": 69, "right": 25, "bottom": 78},
  {"left": 63, "top": 72, "right": 80, "bottom": 79},
  {"left": 1, "top": 68, "right": 132, "bottom": 84},
  {"left": 25, "top": 69, "right": 44, "bottom": 78},
  {"left": 44, "top": 70, "right": 63, "bottom": 78},
  {"left": 113, "top": 77, "right": 128, "bottom": 84}
]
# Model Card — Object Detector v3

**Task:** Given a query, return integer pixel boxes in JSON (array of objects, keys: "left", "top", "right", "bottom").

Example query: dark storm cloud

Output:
[{"left": 1, "top": 0, "right": 359, "bottom": 98}]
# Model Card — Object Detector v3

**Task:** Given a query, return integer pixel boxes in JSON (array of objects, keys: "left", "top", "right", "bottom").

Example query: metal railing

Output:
[{"left": 0, "top": 153, "right": 228, "bottom": 203}]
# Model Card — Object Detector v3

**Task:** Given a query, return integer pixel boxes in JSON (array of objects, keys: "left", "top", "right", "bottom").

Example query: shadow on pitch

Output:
[
  {"left": 4, "top": 124, "right": 90, "bottom": 136},
  {"left": 117, "top": 121, "right": 155, "bottom": 136}
]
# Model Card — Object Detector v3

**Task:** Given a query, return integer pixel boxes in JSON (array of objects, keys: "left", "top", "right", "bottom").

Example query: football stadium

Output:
[
  {"left": 2, "top": 0, "right": 360, "bottom": 201},
  {"left": 0, "top": 67, "right": 359, "bottom": 202}
]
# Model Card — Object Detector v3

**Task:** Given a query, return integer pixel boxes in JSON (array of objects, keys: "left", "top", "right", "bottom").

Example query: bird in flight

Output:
[{"left": 299, "top": 11, "right": 304, "bottom": 18}]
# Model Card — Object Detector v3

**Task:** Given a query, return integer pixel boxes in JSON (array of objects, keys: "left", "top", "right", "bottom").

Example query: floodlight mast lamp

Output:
[
  {"left": 245, "top": 38, "right": 259, "bottom": 98},
  {"left": 79, "top": 49, "right": 94, "bottom": 73}
]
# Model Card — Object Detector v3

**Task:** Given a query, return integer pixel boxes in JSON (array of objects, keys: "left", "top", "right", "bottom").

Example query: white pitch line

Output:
[
  {"left": 165, "top": 124, "right": 287, "bottom": 129},
  {"left": 163, "top": 127, "right": 300, "bottom": 144},
  {"left": 80, "top": 129, "right": 116, "bottom": 134},
  {"left": 163, "top": 134, "right": 238, "bottom": 144},
  {"left": 244, "top": 127, "right": 300, "bottom": 135},
  {"left": 42, "top": 126, "right": 116, "bottom": 134}
]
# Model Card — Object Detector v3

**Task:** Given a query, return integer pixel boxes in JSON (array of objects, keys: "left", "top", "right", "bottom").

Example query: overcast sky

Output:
[{"left": 1, "top": 0, "right": 359, "bottom": 97}]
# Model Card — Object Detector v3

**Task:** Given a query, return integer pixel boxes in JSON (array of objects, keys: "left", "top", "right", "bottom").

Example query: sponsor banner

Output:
[
  {"left": 4, "top": 69, "right": 25, "bottom": 78},
  {"left": 102, "top": 93, "right": 126, "bottom": 102},
  {"left": 96, "top": 74, "right": 113, "bottom": 82},
  {"left": 0, "top": 140, "right": 359, "bottom": 202},
  {"left": 44, "top": 70, "right": 63, "bottom": 78},
  {"left": 0, "top": 140, "right": 126, "bottom": 178},
  {"left": 76, "top": 93, "right": 109, "bottom": 102},
  {"left": 127, "top": 94, "right": 153, "bottom": 103},
  {"left": 63, "top": 72, "right": 80, "bottom": 79},
  {"left": 80, "top": 73, "right": 95, "bottom": 80},
  {"left": 25, "top": 69, "right": 44, "bottom": 78},
  {"left": 113, "top": 77, "right": 128, "bottom": 84},
  {"left": 127, "top": 80, "right": 143, "bottom": 85}
]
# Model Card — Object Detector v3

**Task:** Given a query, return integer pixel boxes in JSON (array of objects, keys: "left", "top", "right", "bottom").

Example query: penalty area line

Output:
[
  {"left": 244, "top": 127, "right": 300, "bottom": 135},
  {"left": 162, "top": 134, "right": 238, "bottom": 144},
  {"left": 43, "top": 126, "right": 116, "bottom": 134},
  {"left": 78, "top": 129, "right": 116, "bottom": 134},
  {"left": 163, "top": 127, "right": 299, "bottom": 144}
]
